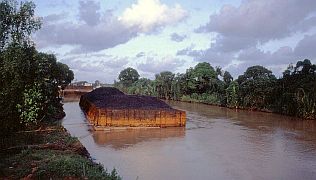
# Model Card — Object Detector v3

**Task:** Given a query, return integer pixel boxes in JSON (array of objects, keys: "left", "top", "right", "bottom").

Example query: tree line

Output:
[
  {"left": 115, "top": 60, "right": 316, "bottom": 120},
  {"left": 0, "top": 0, "right": 74, "bottom": 136}
]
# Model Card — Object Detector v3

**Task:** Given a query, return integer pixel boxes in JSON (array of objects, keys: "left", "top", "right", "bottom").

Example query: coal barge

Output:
[{"left": 79, "top": 87, "right": 186, "bottom": 130}]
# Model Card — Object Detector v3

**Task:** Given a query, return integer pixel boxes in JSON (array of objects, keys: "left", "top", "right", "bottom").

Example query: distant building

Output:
[
  {"left": 68, "top": 81, "right": 113, "bottom": 90},
  {"left": 84, "top": 82, "right": 92, "bottom": 86},
  {"left": 70, "top": 81, "right": 92, "bottom": 87}
]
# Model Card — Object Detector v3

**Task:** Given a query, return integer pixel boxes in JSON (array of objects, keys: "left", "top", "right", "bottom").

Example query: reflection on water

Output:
[
  {"left": 63, "top": 101, "right": 316, "bottom": 180},
  {"left": 93, "top": 128, "right": 185, "bottom": 150}
]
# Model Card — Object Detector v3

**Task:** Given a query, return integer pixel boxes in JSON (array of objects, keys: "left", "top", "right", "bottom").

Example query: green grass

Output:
[
  {"left": 0, "top": 125, "right": 121, "bottom": 179},
  {"left": 35, "top": 150, "right": 119, "bottom": 179},
  {"left": 43, "top": 127, "right": 79, "bottom": 146}
]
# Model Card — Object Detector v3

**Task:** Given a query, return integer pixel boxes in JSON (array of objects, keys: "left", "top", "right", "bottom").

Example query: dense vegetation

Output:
[
  {"left": 0, "top": 0, "right": 74, "bottom": 136},
  {"left": 115, "top": 61, "right": 316, "bottom": 119},
  {"left": 0, "top": 1, "right": 122, "bottom": 179}
]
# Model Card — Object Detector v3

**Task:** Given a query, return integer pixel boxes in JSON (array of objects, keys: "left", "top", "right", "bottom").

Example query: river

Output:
[{"left": 62, "top": 101, "right": 316, "bottom": 180}]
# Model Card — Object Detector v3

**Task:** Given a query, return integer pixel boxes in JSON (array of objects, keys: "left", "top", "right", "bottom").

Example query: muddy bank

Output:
[{"left": 0, "top": 123, "right": 120, "bottom": 179}]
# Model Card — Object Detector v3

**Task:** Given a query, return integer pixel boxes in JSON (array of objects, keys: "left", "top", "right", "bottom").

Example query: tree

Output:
[
  {"left": 237, "top": 65, "right": 276, "bottom": 109},
  {"left": 237, "top": 65, "right": 275, "bottom": 83},
  {"left": 215, "top": 66, "right": 223, "bottom": 77},
  {"left": 118, "top": 67, "right": 140, "bottom": 88},
  {"left": 185, "top": 62, "right": 217, "bottom": 94},
  {"left": 0, "top": 0, "right": 41, "bottom": 50},
  {"left": 275, "top": 59, "right": 316, "bottom": 119},
  {"left": 226, "top": 81, "right": 239, "bottom": 108},
  {"left": 294, "top": 59, "right": 316, "bottom": 75},
  {"left": 55, "top": 62, "right": 74, "bottom": 89},
  {"left": 181, "top": 67, "right": 196, "bottom": 95},
  {"left": 0, "top": 45, "right": 38, "bottom": 133},
  {"left": 0, "top": 46, "right": 74, "bottom": 133},
  {"left": 223, "top": 71, "right": 233, "bottom": 84},
  {"left": 195, "top": 62, "right": 217, "bottom": 92},
  {"left": 155, "top": 71, "right": 175, "bottom": 99},
  {"left": 128, "top": 78, "right": 154, "bottom": 96},
  {"left": 0, "top": 1, "right": 74, "bottom": 134},
  {"left": 171, "top": 73, "right": 183, "bottom": 100}
]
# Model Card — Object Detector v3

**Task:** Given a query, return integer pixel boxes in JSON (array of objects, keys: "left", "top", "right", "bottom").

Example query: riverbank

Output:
[
  {"left": 0, "top": 120, "right": 121, "bottom": 179},
  {"left": 170, "top": 98, "right": 316, "bottom": 120}
]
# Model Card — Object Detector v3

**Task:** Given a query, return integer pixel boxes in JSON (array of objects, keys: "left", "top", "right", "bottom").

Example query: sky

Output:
[{"left": 31, "top": 0, "right": 316, "bottom": 83}]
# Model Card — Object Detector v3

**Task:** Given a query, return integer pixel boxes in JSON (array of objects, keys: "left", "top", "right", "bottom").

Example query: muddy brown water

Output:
[{"left": 62, "top": 101, "right": 316, "bottom": 180}]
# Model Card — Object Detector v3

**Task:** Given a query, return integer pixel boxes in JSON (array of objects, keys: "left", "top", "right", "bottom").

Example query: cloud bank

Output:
[
  {"left": 36, "top": 0, "right": 188, "bottom": 53},
  {"left": 119, "top": 0, "right": 188, "bottom": 32}
]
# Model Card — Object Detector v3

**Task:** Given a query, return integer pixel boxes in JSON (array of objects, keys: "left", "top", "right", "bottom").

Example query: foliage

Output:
[
  {"left": 0, "top": 0, "right": 74, "bottom": 135},
  {"left": 273, "top": 59, "right": 316, "bottom": 119},
  {"left": 128, "top": 78, "right": 154, "bottom": 96},
  {"left": 226, "top": 81, "right": 239, "bottom": 107},
  {"left": 116, "top": 60, "right": 316, "bottom": 119},
  {"left": 155, "top": 71, "right": 175, "bottom": 99},
  {"left": 171, "top": 73, "right": 183, "bottom": 100},
  {"left": 0, "top": 0, "right": 41, "bottom": 50},
  {"left": 118, "top": 67, "right": 140, "bottom": 88},
  {"left": 16, "top": 84, "right": 43, "bottom": 126},
  {"left": 180, "top": 93, "right": 220, "bottom": 104},
  {"left": 223, "top": 71, "right": 233, "bottom": 84},
  {"left": 55, "top": 62, "right": 74, "bottom": 89},
  {"left": 237, "top": 65, "right": 277, "bottom": 109},
  {"left": 187, "top": 62, "right": 217, "bottom": 94}
]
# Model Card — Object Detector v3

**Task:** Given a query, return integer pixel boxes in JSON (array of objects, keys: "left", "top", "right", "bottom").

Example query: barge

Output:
[{"left": 79, "top": 87, "right": 186, "bottom": 130}]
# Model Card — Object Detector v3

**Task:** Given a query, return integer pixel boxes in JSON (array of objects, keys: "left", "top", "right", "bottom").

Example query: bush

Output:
[{"left": 33, "top": 151, "right": 121, "bottom": 179}]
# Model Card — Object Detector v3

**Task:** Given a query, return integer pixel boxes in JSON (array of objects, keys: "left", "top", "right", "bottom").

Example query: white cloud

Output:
[
  {"left": 60, "top": 54, "right": 129, "bottom": 82},
  {"left": 119, "top": 0, "right": 188, "bottom": 32},
  {"left": 138, "top": 55, "right": 185, "bottom": 73},
  {"left": 36, "top": 9, "right": 138, "bottom": 53},
  {"left": 36, "top": 0, "right": 188, "bottom": 53}
]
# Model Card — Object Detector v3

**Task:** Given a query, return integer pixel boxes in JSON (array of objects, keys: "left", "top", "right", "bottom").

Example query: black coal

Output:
[{"left": 81, "top": 87, "right": 175, "bottom": 110}]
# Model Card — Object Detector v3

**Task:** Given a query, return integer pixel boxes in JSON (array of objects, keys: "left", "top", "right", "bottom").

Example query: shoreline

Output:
[
  {"left": 0, "top": 118, "right": 121, "bottom": 179},
  {"left": 165, "top": 99, "right": 315, "bottom": 120}
]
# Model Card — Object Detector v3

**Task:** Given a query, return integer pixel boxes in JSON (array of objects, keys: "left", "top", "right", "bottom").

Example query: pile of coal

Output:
[
  {"left": 80, "top": 87, "right": 175, "bottom": 110},
  {"left": 82, "top": 87, "right": 124, "bottom": 102}
]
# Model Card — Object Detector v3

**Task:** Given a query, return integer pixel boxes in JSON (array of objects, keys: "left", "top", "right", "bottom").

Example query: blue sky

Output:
[{"left": 32, "top": 0, "right": 316, "bottom": 83}]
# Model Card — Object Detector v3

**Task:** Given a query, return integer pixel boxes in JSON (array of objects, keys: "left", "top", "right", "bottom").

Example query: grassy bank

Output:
[{"left": 0, "top": 121, "right": 121, "bottom": 179}]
